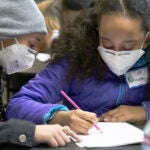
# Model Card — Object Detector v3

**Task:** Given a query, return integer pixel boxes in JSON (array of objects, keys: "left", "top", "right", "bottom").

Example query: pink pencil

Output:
[{"left": 60, "top": 90, "right": 103, "bottom": 133}]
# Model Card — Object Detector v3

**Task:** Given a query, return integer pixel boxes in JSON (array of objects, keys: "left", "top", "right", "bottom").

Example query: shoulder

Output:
[{"left": 38, "top": 57, "right": 70, "bottom": 76}]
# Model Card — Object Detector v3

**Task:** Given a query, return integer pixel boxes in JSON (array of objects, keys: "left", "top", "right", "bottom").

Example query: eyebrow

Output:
[
  {"left": 100, "top": 36, "right": 138, "bottom": 43},
  {"left": 123, "top": 40, "right": 137, "bottom": 43},
  {"left": 100, "top": 36, "right": 111, "bottom": 41}
]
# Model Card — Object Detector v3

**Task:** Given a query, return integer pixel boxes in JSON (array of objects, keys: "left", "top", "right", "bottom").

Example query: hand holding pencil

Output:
[{"left": 61, "top": 90, "right": 102, "bottom": 134}]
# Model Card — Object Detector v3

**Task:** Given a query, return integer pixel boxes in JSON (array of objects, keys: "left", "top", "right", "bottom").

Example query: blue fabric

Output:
[
  {"left": 133, "top": 42, "right": 150, "bottom": 68},
  {"left": 6, "top": 45, "right": 150, "bottom": 123},
  {"left": 43, "top": 105, "right": 68, "bottom": 124},
  {"left": 142, "top": 101, "right": 150, "bottom": 120}
]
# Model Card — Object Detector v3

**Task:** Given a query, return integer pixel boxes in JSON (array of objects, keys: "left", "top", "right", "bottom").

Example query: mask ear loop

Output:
[
  {"left": 14, "top": 38, "right": 20, "bottom": 49},
  {"left": 1, "top": 41, "right": 4, "bottom": 50},
  {"left": 141, "top": 32, "right": 149, "bottom": 49},
  {"left": 14, "top": 38, "right": 19, "bottom": 45},
  {"left": 1, "top": 41, "right": 5, "bottom": 55},
  {"left": 147, "top": 31, "right": 150, "bottom": 43}
]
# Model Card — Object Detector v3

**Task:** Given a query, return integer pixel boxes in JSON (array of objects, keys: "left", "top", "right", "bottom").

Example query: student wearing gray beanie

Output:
[{"left": 0, "top": 0, "right": 80, "bottom": 148}]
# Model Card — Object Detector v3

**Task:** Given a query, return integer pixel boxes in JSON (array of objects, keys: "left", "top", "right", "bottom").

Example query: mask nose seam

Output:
[{"left": 28, "top": 49, "right": 37, "bottom": 55}]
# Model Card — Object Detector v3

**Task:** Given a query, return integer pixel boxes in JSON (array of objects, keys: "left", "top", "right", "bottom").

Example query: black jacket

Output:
[
  {"left": 0, "top": 71, "right": 35, "bottom": 147},
  {"left": 0, "top": 119, "right": 35, "bottom": 147}
]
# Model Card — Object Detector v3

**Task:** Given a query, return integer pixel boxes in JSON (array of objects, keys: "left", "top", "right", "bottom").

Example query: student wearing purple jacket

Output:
[{"left": 7, "top": 0, "right": 150, "bottom": 135}]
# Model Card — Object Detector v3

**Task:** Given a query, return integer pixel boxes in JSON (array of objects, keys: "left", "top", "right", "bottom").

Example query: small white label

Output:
[{"left": 125, "top": 67, "right": 148, "bottom": 88}]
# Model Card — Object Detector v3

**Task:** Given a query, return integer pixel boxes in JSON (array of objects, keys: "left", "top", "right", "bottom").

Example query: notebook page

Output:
[{"left": 76, "top": 122, "right": 144, "bottom": 148}]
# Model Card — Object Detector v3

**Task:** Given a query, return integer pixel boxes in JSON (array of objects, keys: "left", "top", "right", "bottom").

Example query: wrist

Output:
[{"left": 48, "top": 111, "right": 71, "bottom": 126}]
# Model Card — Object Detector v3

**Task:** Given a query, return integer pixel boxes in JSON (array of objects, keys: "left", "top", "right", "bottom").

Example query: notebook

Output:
[{"left": 76, "top": 122, "right": 144, "bottom": 148}]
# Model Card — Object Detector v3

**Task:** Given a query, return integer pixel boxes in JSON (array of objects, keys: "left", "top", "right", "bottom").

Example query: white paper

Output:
[
  {"left": 76, "top": 122, "right": 144, "bottom": 148},
  {"left": 36, "top": 53, "right": 51, "bottom": 62}
]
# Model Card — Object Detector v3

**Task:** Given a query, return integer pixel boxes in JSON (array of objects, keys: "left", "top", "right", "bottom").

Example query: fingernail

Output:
[{"left": 104, "top": 118, "right": 108, "bottom": 122}]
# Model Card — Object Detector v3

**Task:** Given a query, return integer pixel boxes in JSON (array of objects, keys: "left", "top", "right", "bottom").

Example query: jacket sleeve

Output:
[
  {"left": 6, "top": 60, "right": 70, "bottom": 124},
  {"left": 0, "top": 119, "right": 35, "bottom": 147}
]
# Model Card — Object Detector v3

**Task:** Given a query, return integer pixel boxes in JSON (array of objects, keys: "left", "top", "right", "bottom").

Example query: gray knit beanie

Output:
[{"left": 0, "top": 0, "right": 47, "bottom": 41}]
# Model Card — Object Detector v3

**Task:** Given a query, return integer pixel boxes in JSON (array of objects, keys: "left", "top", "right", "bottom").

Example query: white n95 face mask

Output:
[
  {"left": 0, "top": 38, "right": 36, "bottom": 74},
  {"left": 97, "top": 46, "right": 145, "bottom": 76},
  {"left": 97, "top": 33, "right": 149, "bottom": 76}
]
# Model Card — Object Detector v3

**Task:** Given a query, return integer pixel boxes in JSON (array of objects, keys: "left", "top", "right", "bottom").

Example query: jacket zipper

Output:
[{"left": 116, "top": 77, "right": 124, "bottom": 105}]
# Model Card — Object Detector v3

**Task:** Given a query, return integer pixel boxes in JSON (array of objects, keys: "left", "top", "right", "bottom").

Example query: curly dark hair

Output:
[
  {"left": 50, "top": 8, "right": 103, "bottom": 81},
  {"left": 49, "top": 0, "right": 150, "bottom": 82}
]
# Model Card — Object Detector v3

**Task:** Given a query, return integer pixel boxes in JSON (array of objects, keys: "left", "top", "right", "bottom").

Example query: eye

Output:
[
  {"left": 123, "top": 43, "right": 137, "bottom": 50},
  {"left": 36, "top": 37, "right": 41, "bottom": 42},
  {"left": 28, "top": 42, "right": 35, "bottom": 49},
  {"left": 104, "top": 45, "right": 114, "bottom": 49},
  {"left": 30, "top": 44, "right": 35, "bottom": 49},
  {"left": 122, "top": 40, "right": 139, "bottom": 50},
  {"left": 101, "top": 40, "right": 113, "bottom": 49}
]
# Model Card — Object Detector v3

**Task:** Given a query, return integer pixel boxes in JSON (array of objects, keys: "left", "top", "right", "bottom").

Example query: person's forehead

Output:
[{"left": 99, "top": 14, "right": 143, "bottom": 33}]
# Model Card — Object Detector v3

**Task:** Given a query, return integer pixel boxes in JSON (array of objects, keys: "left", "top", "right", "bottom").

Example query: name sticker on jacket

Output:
[{"left": 125, "top": 67, "right": 148, "bottom": 88}]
